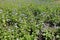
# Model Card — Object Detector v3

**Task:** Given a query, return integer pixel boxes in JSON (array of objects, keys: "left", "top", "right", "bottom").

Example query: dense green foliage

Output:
[{"left": 0, "top": 0, "right": 60, "bottom": 40}]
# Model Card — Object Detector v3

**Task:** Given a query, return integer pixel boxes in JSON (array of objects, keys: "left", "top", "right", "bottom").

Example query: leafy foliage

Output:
[{"left": 0, "top": 0, "right": 60, "bottom": 40}]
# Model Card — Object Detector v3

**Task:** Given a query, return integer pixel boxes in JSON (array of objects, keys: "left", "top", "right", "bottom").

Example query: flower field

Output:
[{"left": 0, "top": 0, "right": 60, "bottom": 40}]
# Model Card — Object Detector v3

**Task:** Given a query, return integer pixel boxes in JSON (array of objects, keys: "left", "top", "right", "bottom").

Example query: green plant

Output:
[{"left": 0, "top": 0, "right": 60, "bottom": 40}]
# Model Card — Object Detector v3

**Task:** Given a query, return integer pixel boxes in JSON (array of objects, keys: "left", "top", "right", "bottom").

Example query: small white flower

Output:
[
  {"left": 12, "top": 30, "right": 14, "bottom": 32},
  {"left": 36, "top": 24, "right": 39, "bottom": 27},
  {"left": 21, "top": 14, "right": 25, "bottom": 16},
  {"left": 15, "top": 26, "right": 18, "bottom": 28},
  {"left": 16, "top": 38, "right": 19, "bottom": 40},
  {"left": 0, "top": 9, "right": 3, "bottom": 13},
  {"left": 14, "top": 23, "right": 18, "bottom": 28},
  {"left": 56, "top": 35, "right": 60, "bottom": 38}
]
